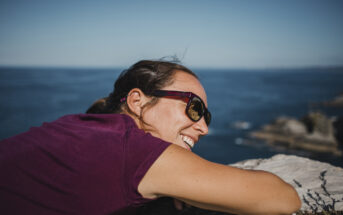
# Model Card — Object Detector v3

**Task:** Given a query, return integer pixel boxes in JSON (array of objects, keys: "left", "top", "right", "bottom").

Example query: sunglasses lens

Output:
[
  {"left": 187, "top": 97, "right": 204, "bottom": 122},
  {"left": 187, "top": 96, "right": 211, "bottom": 126}
]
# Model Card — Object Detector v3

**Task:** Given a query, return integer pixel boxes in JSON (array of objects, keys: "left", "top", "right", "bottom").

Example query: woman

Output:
[{"left": 0, "top": 60, "right": 301, "bottom": 214}]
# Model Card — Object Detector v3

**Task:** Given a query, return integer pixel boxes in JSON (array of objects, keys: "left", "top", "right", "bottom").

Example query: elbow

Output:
[
  {"left": 282, "top": 184, "right": 302, "bottom": 214},
  {"left": 269, "top": 182, "right": 301, "bottom": 215},
  {"left": 292, "top": 189, "right": 302, "bottom": 212},
  {"left": 261, "top": 172, "right": 302, "bottom": 215}
]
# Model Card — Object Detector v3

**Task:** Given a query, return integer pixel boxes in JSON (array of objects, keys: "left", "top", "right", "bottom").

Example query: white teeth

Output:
[{"left": 181, "top": 135, "right": 194, "bottom": 148}]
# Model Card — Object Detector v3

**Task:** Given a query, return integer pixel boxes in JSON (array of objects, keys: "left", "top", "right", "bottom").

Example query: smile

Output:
[{"left": 181, "top": 134, "right": 194, "bottom": 150}]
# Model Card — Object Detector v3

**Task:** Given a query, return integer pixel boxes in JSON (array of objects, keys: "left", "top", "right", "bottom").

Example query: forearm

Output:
[{"left": 178, "top": 169, "right": 301, "bottom": 215}]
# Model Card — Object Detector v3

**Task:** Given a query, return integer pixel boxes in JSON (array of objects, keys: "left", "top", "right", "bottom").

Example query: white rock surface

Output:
[{"left": 230, "top": 154, "right": 343, "bottom": 212}]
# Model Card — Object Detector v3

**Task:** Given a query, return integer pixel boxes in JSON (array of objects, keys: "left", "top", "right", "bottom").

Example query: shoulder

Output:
[
  {"left": 57, "top": 113, "right": 134, "bottom": 130},
  {"left": 38, "top": 113, "right": 136, "bottom": 139},
  {"left": 138, "top": 144, "right": 216, "bottom": 199}
]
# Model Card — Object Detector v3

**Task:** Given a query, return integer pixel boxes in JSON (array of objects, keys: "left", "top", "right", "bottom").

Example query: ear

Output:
[{"left": 126, "top": 88, "right": 149, "bottom": 117}]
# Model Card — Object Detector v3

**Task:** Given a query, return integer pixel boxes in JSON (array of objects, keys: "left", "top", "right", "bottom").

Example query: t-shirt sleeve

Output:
[{"left": 123, "top": 127, "right": 172, "bottom": 206}]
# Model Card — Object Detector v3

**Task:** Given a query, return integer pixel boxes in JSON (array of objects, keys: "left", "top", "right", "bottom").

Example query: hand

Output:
[
  {"left": 173, "top": 199, "right": 192, "bottom": 211},
  {"left": 173, "top": 199, "right": 184, "bottom": 210}
]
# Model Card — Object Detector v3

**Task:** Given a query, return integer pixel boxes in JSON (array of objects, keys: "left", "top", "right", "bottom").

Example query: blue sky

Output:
[{"left": 0, "top": 0, "right": 342, "bottom": 68}]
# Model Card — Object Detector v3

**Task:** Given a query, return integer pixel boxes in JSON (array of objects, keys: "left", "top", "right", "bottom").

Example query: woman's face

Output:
[{"left": 142, "top": 71, "right": 209, "bottom": 151}]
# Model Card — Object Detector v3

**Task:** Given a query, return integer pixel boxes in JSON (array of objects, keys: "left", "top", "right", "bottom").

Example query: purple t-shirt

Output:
[{"left": 0, "top": 114, "right": 171, "bottom": 214}]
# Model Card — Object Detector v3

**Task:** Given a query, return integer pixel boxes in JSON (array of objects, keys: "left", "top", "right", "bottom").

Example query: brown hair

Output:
[{"left": 86, "top": 59, "right": 197, "bottom": 117}]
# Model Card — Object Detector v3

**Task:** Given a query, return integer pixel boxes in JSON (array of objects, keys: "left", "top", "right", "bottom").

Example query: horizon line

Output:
[{"left": 1, "top": 64, "right": 343, "bottom": 71}]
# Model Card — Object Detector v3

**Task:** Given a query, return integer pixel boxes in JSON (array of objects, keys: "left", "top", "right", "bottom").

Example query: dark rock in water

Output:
[
  {"left": 301, "top": 112, "right": 334, "bottom": 136},
  {"left": 250, "top": 112, "right": 342, "bottom": 156},
  {"left": 333, "top": 116, "right": 343, "bottom": 145},
  {"left": 265, "top": 116, "right": 308, "bottom": 135},
  {"left": 322, "top": 93, "right": 343, "bottom": 107}
]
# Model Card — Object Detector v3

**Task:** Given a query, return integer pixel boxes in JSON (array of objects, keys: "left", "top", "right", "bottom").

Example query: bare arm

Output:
[{"left": 139, "top": 145, "right": 301, "bottom": 215}]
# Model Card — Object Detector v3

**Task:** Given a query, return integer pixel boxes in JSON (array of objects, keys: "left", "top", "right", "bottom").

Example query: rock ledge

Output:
[{"left": 231, "top": 154, "right": 343, "bottom": 213}]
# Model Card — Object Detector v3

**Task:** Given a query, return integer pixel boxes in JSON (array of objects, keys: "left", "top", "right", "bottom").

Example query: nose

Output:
[{"left": 194, "top": 117, "right": 209, "bottom": 136}]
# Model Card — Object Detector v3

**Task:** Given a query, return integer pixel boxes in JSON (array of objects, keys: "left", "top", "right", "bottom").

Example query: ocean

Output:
[{"left": 1, "top": 67, "right": 343, "bottom": 167}]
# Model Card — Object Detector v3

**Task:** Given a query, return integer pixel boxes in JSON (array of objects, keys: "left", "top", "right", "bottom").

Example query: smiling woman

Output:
[{"left": 0, "top": 60, "right": 301, "bottom": 215}]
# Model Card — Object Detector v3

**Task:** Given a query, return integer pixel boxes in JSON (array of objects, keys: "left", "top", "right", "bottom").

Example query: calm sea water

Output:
[{"left": 1, "top": 67, "right": 343, "bottom": 166}]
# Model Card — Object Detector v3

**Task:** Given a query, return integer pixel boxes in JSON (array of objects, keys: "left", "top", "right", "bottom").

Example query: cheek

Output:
[
  {"left": 142, "top": 104, "right": 174, "bottom": 134},
  {"left": 143, "top": 100, "right": 193, "bottom": 137}
]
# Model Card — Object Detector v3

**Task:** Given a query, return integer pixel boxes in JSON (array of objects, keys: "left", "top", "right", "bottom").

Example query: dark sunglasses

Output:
[{"left": 151, "top": 90, "right": 211, "bottom": 126}]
